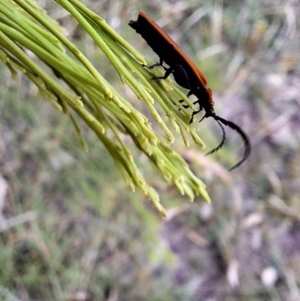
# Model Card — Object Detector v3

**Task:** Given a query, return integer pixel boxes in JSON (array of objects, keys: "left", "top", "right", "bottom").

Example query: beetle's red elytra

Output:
[{"left": 129, "top": 12, "right": 251, "bottom": 170}]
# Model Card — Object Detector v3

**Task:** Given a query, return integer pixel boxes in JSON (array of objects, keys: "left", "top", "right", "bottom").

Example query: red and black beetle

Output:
[{"left": 129, "top": 12, "right": 251, "bottom": 170}]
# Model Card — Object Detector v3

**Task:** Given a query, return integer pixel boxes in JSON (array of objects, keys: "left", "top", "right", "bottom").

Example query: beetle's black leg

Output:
[
  {"left": 179, "top": 91, "right": 195, "bottom": 108},
  {"left": 147, "top": 57, "right": 168, "bottom": 70},
  {"left": 179, "top": 92, "right": 204, "bottom": 123},
  {"left": 151, "top": 66, "right": 174, "bottom": 81},
  {"left": 189, "top": 100, "right": 203, "bottom": 124},
  {"left": 179, "top": 99, "right": 190, "bottom": 109},
  {"left": 148, "top": 62, "right": 163, "bottom": 69}
]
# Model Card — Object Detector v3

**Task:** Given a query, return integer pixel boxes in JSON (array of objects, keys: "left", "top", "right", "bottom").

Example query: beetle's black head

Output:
[{"left": 205, "top": 106, "right": 216, "bottom": 118}]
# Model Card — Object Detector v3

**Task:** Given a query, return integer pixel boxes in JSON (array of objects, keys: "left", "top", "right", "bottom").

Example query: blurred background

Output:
[{"left": 1, "top": 0, "right": 300, "bottom": 300}]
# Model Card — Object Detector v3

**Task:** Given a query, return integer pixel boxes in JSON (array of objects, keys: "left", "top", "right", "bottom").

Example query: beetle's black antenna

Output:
[
  {"left": 213, "top": 115, "right": 251, "bottom": 171},
  {"left": 206, "top": 119, "right": 226, "bottom": 156}
]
